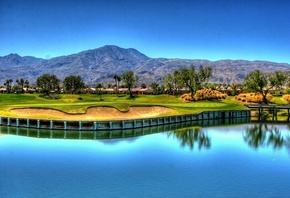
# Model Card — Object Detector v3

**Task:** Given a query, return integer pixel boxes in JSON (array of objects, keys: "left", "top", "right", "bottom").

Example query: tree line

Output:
[{"left": 2, "top": 65, "right": 290, "bottom": 103}]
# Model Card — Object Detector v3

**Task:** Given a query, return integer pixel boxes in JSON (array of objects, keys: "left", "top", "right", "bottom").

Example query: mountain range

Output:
[{"left": 0, "top": 45, "right": 289, "bottom": 86}]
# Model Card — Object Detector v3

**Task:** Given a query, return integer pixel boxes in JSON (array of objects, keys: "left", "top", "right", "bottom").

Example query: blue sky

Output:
[{"left": 1, "top": 0, "right": 290, "bottom": 63}]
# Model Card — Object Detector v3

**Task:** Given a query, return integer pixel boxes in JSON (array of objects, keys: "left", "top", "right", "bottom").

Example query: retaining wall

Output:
[
  {"left": 0, "top": 110, "right": 251, "bottom": 131},
  {"left": 0, "top": 116, "right": 251, "bottom": 139}
]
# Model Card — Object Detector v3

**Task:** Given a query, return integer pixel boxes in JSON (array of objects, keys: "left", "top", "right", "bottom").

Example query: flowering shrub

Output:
[
  {"left": 181, "top": 89, "right": 227, "bottom": 101},
  {"left": 235, "top": 92, "right": 273, "bottom": 103},
  {"left": 282, "top": 94, "right": 290, "bottom": 103}
]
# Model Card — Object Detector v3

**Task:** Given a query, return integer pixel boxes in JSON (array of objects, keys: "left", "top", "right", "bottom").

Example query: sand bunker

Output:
[{"left": 10, "top": 106, "right": 174, "bottom": 120}]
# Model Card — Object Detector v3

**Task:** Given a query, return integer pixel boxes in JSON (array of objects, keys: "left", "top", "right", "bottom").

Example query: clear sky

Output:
[{"left": 1, "top": 0, "right": 290, "bottom": 63}]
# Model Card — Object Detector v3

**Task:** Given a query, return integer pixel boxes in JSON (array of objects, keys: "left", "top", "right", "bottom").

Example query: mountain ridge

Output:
[{"left": 0, "top": 45, "right": 289, "bottom": 85}]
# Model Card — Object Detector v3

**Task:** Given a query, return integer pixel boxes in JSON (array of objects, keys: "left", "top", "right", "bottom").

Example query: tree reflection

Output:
[
  {"left": 167, "top": 127, "right": 211, "bottom": 150},
  {"left": 243, "top": 124, "right": 285, "bottom": 149}
]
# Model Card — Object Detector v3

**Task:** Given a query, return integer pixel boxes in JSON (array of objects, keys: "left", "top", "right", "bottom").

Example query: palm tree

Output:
[
  {"left": 96, "top": 83, "right": 103, "bottom": 100},
  {"left": 16, "top": 78, "right": 25, "bottom": 93},
  {"left": 24, "top": 80, "right": 30, "bottom": 90},
  {"left": 4, "top": 79, "right": 13, "bottom": 93},
  {"left": 113, "top": 74, "right": 121, "bottom": 94}
]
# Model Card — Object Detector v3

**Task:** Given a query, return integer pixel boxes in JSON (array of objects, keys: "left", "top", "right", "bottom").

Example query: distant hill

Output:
[{"left": 0, "top": 45, "right": 289, "bottom": 86}]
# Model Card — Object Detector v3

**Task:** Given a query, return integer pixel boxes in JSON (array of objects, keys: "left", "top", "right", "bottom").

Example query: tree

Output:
[
  {"left": 272, "top": 70, "right": 289, "bottom": 93},
  {"left": 150, "top": 81, "right": 159, "bottom": 95},
  {"left": 163, "top": 71, "right": 182, "bottom": 95},
  {"left": 96, "top": 83, "right": 103, "bottom": 100},
  {"left": 24, "top": 80, "right": 30, "bottom": 90},
  {"left": 113, "top": 74, "right": 122, "bottom": 91},
  {"left": 122, "top": 71, "right": 138, "bottom": 98},
  {"left": 178, "top": 65, "right": 212, "bottom": 98},
  {"left": 287, "top": 70, "right": 290, "bottom": 88},
  {"left": 12, "top": 84, "right": 21, "bottom": 94},
  {"left": 140, "top": 83, "right": 146, "bottom": 89},
  {"left": 36, "top": 74, "right": 60, "bottom": 97},
  {"left": 63, "top": 75, "right": 84, "bottom": 94},
  {"left": 16, "top": 78, "right": 25, "bottom": 93},
  {"left": 4, "top": 79, "right": 13, "bottom": 93},
  {"left": 244, "top": 70, "right": 288, "bottom": 104}
]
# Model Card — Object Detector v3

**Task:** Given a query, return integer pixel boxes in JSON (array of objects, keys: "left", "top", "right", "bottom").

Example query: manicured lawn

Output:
[{"left": 0, "top": 93, "right": 248, "bottom": 119}]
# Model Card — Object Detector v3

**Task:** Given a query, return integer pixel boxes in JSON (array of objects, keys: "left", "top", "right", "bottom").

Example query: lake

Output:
[{"left": 0, "top": 123, "right": 290, "bottom": 197}]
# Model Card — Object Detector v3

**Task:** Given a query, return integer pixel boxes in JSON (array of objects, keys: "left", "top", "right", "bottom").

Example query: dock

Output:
[{"left": 246, "top": 104, "right": 290, "bottom": 122}]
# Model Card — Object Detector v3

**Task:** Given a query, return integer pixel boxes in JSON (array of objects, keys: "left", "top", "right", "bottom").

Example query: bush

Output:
[
  {"left": 181, "top": 89, "right": 227, "bottom": 102},
  {"left": 282, "top": 94, "right": 290, "bottom": 103},
  {"left": 235, "top": 92, "right": 273, "bottom": 103},
  {"left": 39, "top": 94, "right": 61, "bottom": 100}
]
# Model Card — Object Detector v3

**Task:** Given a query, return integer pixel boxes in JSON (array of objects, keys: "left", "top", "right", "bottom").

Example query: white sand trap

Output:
[{"left": 10, "top": 106, "right": 174, "bottom": 120}]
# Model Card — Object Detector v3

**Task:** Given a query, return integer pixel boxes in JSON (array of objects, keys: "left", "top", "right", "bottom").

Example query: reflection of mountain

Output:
[
  {"left": 167, "top": 127, "right": 211, "bottom": 150},
  {"left": 243, "top": 124, "right": 286, "bottom": 149}
]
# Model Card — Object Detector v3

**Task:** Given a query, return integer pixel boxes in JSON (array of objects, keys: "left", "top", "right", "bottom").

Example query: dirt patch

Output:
[{"left": 10, "top": 106, "right": 174, "bottom": 120}]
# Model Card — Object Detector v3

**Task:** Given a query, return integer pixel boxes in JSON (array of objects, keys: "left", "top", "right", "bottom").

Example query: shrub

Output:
[
  {"left": 235, "top": 92, "right": 273, "bottom": 103},
  {"left": 282, "top": 94, "right": 290, "bottom": 103},
  {"left": 181, "top": 89, "right": 227, "bottom": 102},
  {"left": 39, "top": 94, "right": 61, "bottom": 100}
]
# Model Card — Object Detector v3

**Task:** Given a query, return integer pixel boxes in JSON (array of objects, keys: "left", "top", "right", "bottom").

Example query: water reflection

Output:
[
  {"left": 0, "top": 118, "right": 250, "bottom": 140},
  {"left": 243, "top": 124, "right": 288, "bottom": 150},
  {"left": 167, "top": 127, "right": 211, "bottom": 150}
]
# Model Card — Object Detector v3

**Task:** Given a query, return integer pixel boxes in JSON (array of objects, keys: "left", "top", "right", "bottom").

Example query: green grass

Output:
[
  {"left": 0, "top": 93, "right": 248, "bottom": 119},
  {"left": 0, "top": 93, "right": 289, "bottom": 121},
  {"left": 271, "top": 96, "right": 289, "bottom": 105},
  {"left": 0, "top": 94, "right": 246, "bottom": 116}
]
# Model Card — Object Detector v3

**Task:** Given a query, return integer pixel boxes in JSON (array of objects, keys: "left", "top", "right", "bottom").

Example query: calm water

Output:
[{"left": 0, "top": 123, "right": 290, "bottom": 198}]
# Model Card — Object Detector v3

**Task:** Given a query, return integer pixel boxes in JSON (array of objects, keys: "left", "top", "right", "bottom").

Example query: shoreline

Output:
[{"left": 0, "top": 110, "right": 251, "bottom": 131}]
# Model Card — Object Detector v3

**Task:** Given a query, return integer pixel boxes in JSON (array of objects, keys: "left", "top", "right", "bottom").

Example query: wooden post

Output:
[
  {"left": 79, "top": 121, "right": 82, "bottom": 130},
  {"left": 93, "top": 122, "right": 97, "bottom": 130},
  {"left": 50, "top": 120, "right": 54, "bottom": 129},
  {"left": 122, "top": 121, "right": 125, "bottom": 129},
  {"left": 64, "top": 121, "right": 67, "bottom": 130}
]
